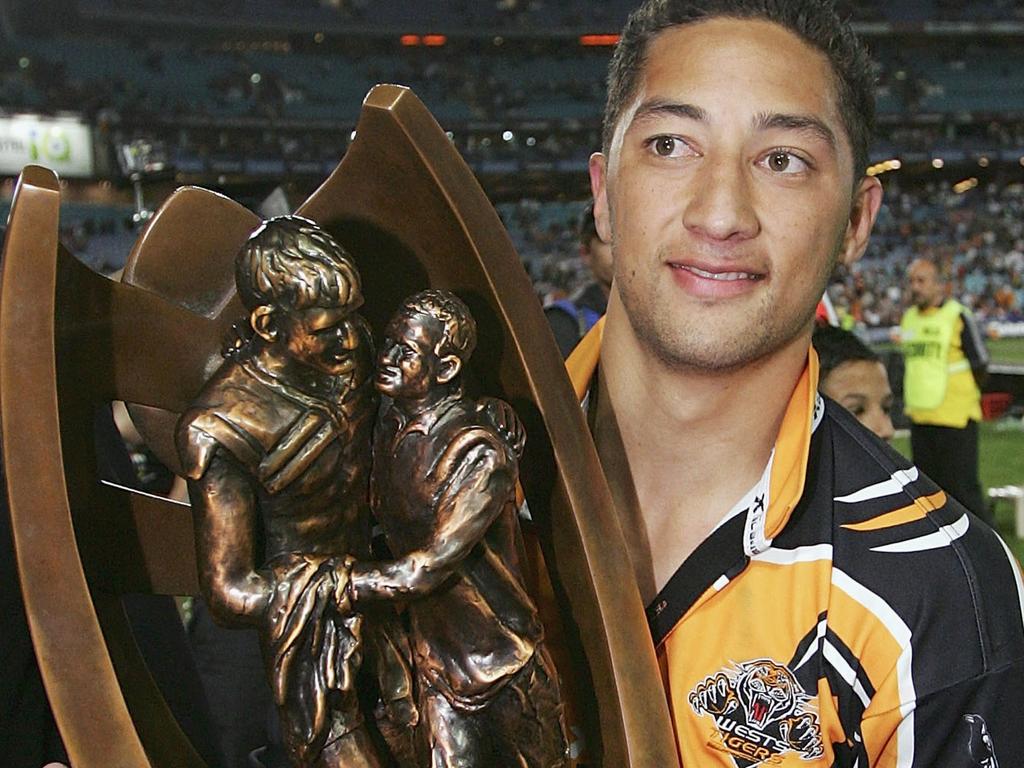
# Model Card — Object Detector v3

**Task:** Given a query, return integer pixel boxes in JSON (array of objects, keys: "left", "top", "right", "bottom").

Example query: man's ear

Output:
[
  {"left": 838, "top": 175, "right": 883, "bottom": 267},
  {"left": 250, "top": 305, "right": 278, "bottom": 342},
  {"left": 588, "top": 151, "right": 613, "bottom": 245},
  {"left": 436, "top": 354, "right": 462, "bottom": 385}
]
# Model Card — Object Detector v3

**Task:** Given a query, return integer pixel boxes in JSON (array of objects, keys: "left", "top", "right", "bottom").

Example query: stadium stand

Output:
[{"left": 1, "top": 0, "right": 1023, "bottom": 326}]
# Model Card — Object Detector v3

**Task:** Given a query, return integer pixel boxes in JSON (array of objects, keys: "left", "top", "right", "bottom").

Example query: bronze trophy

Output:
[{"left": 0, "top": 85, "right": 676, "bottom": 767}]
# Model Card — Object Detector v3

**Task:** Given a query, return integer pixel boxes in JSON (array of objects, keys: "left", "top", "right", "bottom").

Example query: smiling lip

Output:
[{"left": 668, "top": 261, "right": 766, "bottom": 299}]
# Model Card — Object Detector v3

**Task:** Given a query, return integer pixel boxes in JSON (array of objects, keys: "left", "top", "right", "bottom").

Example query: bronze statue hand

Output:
[
  {"left": 478, "top": 395, "right": 526, "bottom": 459},
  {"left": 336, "top": 554, "right": 357, "bottom": 614}
]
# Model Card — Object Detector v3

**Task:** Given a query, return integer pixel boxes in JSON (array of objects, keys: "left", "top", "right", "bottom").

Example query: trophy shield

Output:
[{"left": 0, "top": 86, "right": 676, "bottom": 766}]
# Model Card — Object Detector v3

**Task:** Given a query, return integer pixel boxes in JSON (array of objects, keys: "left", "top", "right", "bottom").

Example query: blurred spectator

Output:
[{"left": 544, "top": 202, "right": 612, "bottom": 357}]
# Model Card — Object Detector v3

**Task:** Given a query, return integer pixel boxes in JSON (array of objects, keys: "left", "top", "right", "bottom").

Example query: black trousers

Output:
[{"left": 910, "top": 420, "right": 990, "bottom": 525}]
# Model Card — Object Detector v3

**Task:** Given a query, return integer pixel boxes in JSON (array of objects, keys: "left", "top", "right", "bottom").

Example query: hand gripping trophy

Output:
[
  {"left": 176, "top": 215, "right": 416, "bottom": 768},
  {"left": 346, "top": 289, "right": 568, "bottom": 767}
]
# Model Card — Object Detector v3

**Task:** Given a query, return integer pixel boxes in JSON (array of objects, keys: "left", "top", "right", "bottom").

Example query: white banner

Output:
[{"left": 0, "top": 115, "right": 94, "bottom": 178}]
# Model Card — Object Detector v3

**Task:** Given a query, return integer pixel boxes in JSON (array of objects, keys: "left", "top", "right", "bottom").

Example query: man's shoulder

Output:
[
  {"left": 175, "top": 359, "right": 301, "bottom": 478},
  {"left": 429, "top": 397, "right": 519, "bottom": 465},
  {"left": 819, "top": 402, "right": 1024, "bottom": 684}
]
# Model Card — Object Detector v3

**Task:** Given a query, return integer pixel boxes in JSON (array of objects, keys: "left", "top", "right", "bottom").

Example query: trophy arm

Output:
[
  {"left": 187, "top": 454, "right": 273, "bottom": 626},
  {"left": 352, "top": 437, "right": 513, "bottom": 602}
]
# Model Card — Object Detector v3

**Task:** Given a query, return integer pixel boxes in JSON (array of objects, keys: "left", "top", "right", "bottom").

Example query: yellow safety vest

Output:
[{"left": 900, "top": 300, "right": 981, "bottom": 427}]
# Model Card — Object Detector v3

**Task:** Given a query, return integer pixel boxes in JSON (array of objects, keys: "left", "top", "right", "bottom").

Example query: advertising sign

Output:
[{"left": 0, "top": 115, "right": 94, "bottom": 178}]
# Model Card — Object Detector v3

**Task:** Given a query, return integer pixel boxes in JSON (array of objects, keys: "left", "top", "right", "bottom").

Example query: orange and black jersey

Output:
[{"left": 566, "top": 322, "right": 1024, "bottom": 767}]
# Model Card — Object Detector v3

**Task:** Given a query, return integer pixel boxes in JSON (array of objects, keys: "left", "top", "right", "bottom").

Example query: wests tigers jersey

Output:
[{"left": 566, "top": 321, "right": 1024, "bottom": 767}]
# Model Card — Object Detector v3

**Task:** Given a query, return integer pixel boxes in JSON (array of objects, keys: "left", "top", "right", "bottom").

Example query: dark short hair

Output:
[
  {"left": 604, "top": 0, "right": 876, "bottom": 176},
  {"left": 397, "top": 289, "right": 477, "bottom": 364},
  {"left": 577, "top": 201, "right": 601, "bottom": 252},
  {"left": 812, "top": 324, "right": 879, "bottom": 382},
  {"left": 236, "top": 215, "right": 361, "bottom": 312}
]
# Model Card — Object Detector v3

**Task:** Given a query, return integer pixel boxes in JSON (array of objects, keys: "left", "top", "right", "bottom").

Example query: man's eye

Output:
[
  {"left": 648, "top": 136, "right": 688, "bottom": 158},
  {"left": 761, "top": 150, "right": 809, "bottom": 174}
]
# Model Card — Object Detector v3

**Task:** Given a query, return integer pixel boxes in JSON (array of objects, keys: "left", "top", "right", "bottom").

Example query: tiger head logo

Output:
[{"left": 734, "top": 660, "right": 801, "bottom": 729}]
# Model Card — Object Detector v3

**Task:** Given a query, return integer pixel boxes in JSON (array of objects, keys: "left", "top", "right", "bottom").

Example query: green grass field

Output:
[
  {"left": 875, "top": 336, "right": 1024, "bottom": 365},
  {"left": 892, "top": 419, "right": 1024, "bottom": 561},
  {"left": 988, "top": 337, "right": 1024, "bottom": 366}
]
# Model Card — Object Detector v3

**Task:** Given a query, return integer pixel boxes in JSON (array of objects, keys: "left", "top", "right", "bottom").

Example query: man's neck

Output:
[
  {"left": 392, "top": 385, "right": 461, "bottom": 422},
  {"left": 597, "top": 296, "right": 810, "bottom": 596}
]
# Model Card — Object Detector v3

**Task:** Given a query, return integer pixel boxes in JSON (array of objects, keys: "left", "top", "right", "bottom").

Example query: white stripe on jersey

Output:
[
  {"left": 752, "top": 543, "right": 833, "bottom": 565},
  {"left": 833, "top": 568, "right": 916, "bottom": 768},
  {"left": 834, "top": 467, "right": 919, "bottom": 504},
  {"left": 792, "top": 616, "right": 874, "bottom": 710},
  {"left": 869, "top": 513, "right": 970, "bottom": 554},
  {"left": 823, "top": 638, "right": 873, "bottom": 708},
  {"left": 995, "top": 534, "right": 1024, "bottom": 635},
  {"left": 793, "top": 618, "right": 828, "bottom": 671}
]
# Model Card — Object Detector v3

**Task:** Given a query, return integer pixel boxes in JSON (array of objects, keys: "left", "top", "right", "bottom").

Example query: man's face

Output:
[
  {"left": 376, "top": 314, "right": 442, "bottom": 400},
  {"left": 820, "top": 359, "right": 895, "bottom": 441},
  {"left": 590, "top": 18, "right": 881, "bottom": 371},
  {"left": 277, "top": 304, "right": 366, "bottom": 376},
  {"left": 907, "top": 260, "right": 942, "bottom": 309}
]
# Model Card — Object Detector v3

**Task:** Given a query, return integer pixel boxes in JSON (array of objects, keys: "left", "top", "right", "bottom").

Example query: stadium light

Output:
[
  {"left": 978, "top": 156, "right": 989, "bottom": 167},
  {"left": 580, "top": 34, "right": 621, "bottom": 46},
  {"left": 953, "top": 177, "right": 978, "bottom": 194},
  {"left": 502, "top": 130, "right": 514, "bottom": 142},
  {"left": 865, "top": 158, "right": 901, "bottom": 176},
  {"left": 932, "top": 158, "right": 944, "bottom": 169}
]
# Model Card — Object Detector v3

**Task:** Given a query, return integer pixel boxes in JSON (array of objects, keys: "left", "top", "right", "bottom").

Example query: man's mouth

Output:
[{"left": 671, "top": 263, "right": 765, "bottom": 282}]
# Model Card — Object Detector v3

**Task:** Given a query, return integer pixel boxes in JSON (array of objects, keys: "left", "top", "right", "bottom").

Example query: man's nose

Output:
[
  {"left": 867, "top": 409, "right": 895, "bottom": 442},
  {"left": 682, "top": 153, "right": 759, "bottom": 242}
]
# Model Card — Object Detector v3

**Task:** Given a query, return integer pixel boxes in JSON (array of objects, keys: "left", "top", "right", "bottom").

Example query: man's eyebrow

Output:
[
  {"left": 754, "top": 112, "right": 837, "bottom": 150},
  {"left": 630, "top": 99, "right": 708, "bottom": 126}
]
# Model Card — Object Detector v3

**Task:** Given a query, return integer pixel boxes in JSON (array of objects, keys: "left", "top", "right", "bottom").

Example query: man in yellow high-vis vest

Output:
[{"left": 900, "top": 258, "right": 990, "bottom": 521}]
